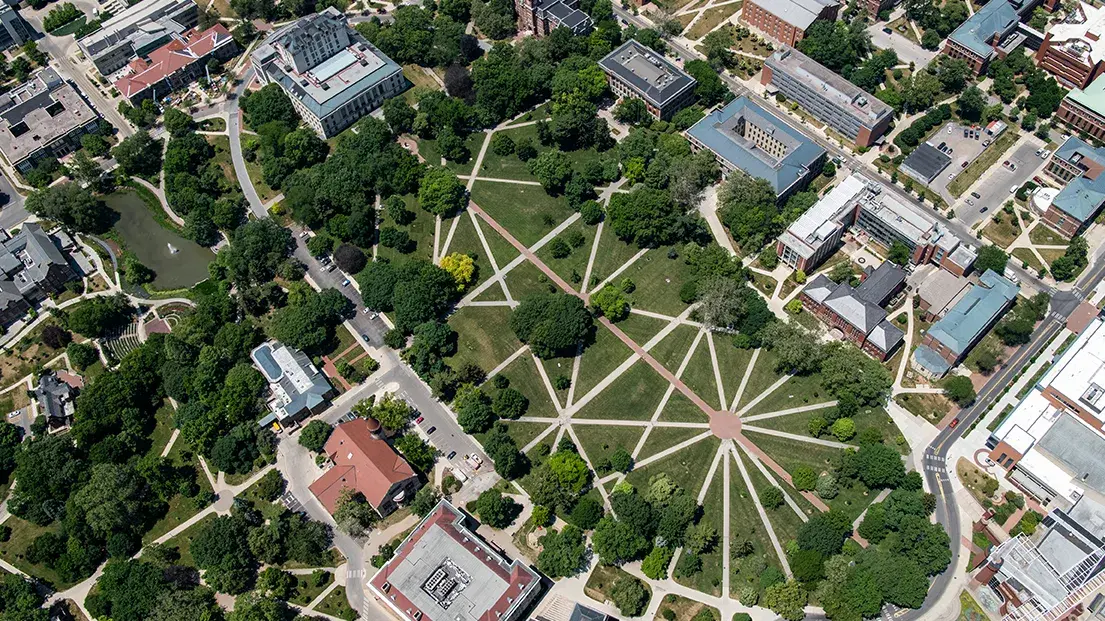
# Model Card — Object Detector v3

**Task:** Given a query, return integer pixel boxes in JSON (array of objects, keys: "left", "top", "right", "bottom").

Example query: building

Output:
[
  {"left": 0, "top": 5, "right": 33, "bottom": 51},
  {"left": 114, "top": 24, "right": 238, "bottom": 105},
  {"left": 78, "top": 0, "right": 199, "bottom": 76},
  {"left": 979, "top": 315, "right": 1105, "bottom": 620},
  {"left": 852, "top": 188, "right": 978, "bottom": 275},
  {"left": 598, "top": 40, "right": 697, "bottom": 121},
  {"left": 776, "top": 173, "right": 867, "bottom": 271},
  {"left": 1036, "top": 1, "right": 1105, "bottom": 89},
  {"left": 687, "top": 96, "right": 826, "bottom": 201},
  {"left": 900, "top": 142, "right": 953, "bottom": 184},
  {"left": 251, "top": 7, "right": 407, "bottom": 138},
  {"left": 762, "top": 47, "right": 893, "bottom": 148},
  {"left": 0, "top": 222, "right": 79, "bottom": 327},
  {"left": 943, "top": 0, "right": 1039, "bottom": 74},
  {"left": 978, "top": 496, "right": 1105, "bottom": 621},
  {"left": 250, "top": 341, "right": 335, "bottom": 428},
  {"left": 0, "top": 68, "right": 100, "bottom": 175},
  {"left": 1039, "top": 136, "right": 1105, "bottom": 238},
  {"left": 799, "top": 261, "right": 906, "bottom": 360},
  {"left": 368, "top": 500, "right": 541, "bottom": 621},
  {"left": 912, "top": 269, "right": 1019, "bottom": 377},
  {"left": 1057, "top": 74, "right": 1105, "bottom": 141},
  {"left": 34, "top": 371, "right": 78, "bottom": 430},
  {"left": 861, "top": 0, "right": 897, "bottom": 19},
  {"left": 309, "top": 417, "right": 421, "bottom": 517},
  {"left": 915, "top": 267, "right": 973, "bottom": 321},
  {"left": 741, "top": 0, "right": 839, "bottom": 46},
  {"left": 514, "top": 0, "right": 593, "bottom": 37}
]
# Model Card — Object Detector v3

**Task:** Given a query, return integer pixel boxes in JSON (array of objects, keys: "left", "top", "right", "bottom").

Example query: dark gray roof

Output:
[
  {"left": 803, "top": 273, "right": 836, "bottom": 304},
  {"left": 569, "top": 604, "right": 609, "bottom": 621},
  {"left": 824, "top": 282, "right": 887, "bottom": 333},
  {"left": 35, "top": 372, "right": 74, "bottom": 420},
  {"left": 901, "top": 142, "right": 952, "bottom": 183},
  {"left": 868, "top": 320, "right": 904, "bottom": 353},
  {"left": 539, "top": 0, "right": 592, "bottom": 30},
  {"left": 599, "top": 40, "right": 696, "bottom": 108},
  {"left": 855, "top": 261, "right": 906, "bottom": 307},
  {"left": 1037, "top": 413, "right": 1105, "bottom": 497}
]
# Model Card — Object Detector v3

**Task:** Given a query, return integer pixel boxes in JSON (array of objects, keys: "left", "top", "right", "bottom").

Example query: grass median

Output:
[{"left": 948, "top": 131, "right": 1019, "bottom": 198}]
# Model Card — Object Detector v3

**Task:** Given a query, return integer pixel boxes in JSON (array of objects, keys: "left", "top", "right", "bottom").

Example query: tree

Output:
[
  {"left": 383, "top": 97, "right": 416, "bottom": 134},
  {"left": 419, "top": 168, "right": 467, "bottom": 216},
  {"left": 611, "top": 575, "right": 650, "bottom": 616},
  {"left": 162, "top": 107, "right": 194, "bottom": 135},
  {"left": 851, "top": 443, "right": 906, "bottom": 488},
  {"left": 219, "top": 219, "right": 293, "bottom": 287},
  {"left": 592, "top": 516, "right": 649, "bottom": 564},
  {"left": 395, "top": 434, "right": 436, "bottom": 473},
  {"left": 410, "top": 486, "right": 441, "bottom": 517},
  {"left": 888, "top": 240, "right": 912, "bottom": 266},
  {"left": 528, "top": 150, "right": 574, "bottom": 194},
  {"left": 84, "top": 559, "right": 169, "bottom": 621},
  {"left": 26, "top": 183, "right": 112, "bottom": 233},
  {"left": 67, "top": 294, "right": 132, "bottom": 338},
  {"left": 66, "top": 342, "right": 99, "bottom": 370},
  {"left": 1051, "top": 236, "right": 1089, "bottom": 281},
  {"left": 367, "top": 393, "right": 415, "bottom": 431},
  {"left": 684, "top": 59, "right": 729, "bottom": 106},
  {"left": 191, "top": 515, "right": 256, "bottom": 594},
  {"left": 591, "top": 284, "right": 630, "bottom": 321},
  {"left": 642, "top": 546, "right": 673, "bottom": 579},
  {"left": 454, "top": 385, "right": 496, "bottom": 433},
  {"left": 567, "top": 495, "right": 604, "bottom": 530},
  {"left": 944, "top": 375, "right": 976, "bottom": 406},
  {"left": 242, "top": 83, "right": 300, "bottom": 127},
  {"left": 334, "top": 488, "right": 377, "bottom": 537},
  {"left": 492, "top": 387, "right": 528, "bottom": 419},
  {"left": 797, "top": 20, "right": 869, "bottom": 71},
  {"left": 793, "top": 466, "right": 818, "bottom": 491},
  {"left": 298, "top": 420, "right": 332, "bottom": 453},
  {"left": 831, "top": 418, "right": 856, "bottom": 441},
  {"left": 474, "top": 489, "right": 520, "bottom": 528},
  {"left": 958, "top": 86, "right": 987, "bottom": 121},
  {"left": 510, "top": 293, "right": 593, "bottom": 358},
  {"left": 547, "top": 450, "right": 591, "bottom": 494},
  {"left": 609, "top": 447, "right": 633, "bottom": 473},
  {"left": 608, "top": 187, "right": 690, "bottom": 248},
  {"left": 685, "top": 521, "right": 718, "bottom": 554},
  {"left": 537, "top": 525, "right": 586, "bottom": 577},
  {"left": 254, "top": 469, "right": 286, "bottom": 502},
  {"left": 147, "top": 587, "right": 223, "bottom": 621},
  {"left": 614, "top": 98, "right": 649, "bottom": 125},
  {"left": 440, "top": 252, "right": 476, "bottom": 291},
  {"left": 334, "top": 243, "right": 367, "bottom": 274},
  {"left": 112, "top": 131, "right": 162, "bottom": 177},
  {"left": 760, "top": 486, "right": 784, "bottom": 509},
  {"left": 975, "top": 245, "right": 1009, "bottom": 275}
]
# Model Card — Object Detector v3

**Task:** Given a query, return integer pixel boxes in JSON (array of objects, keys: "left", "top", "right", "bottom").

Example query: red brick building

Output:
[
  {"left": 942, "top": 0, "right": 1042, "bottom": 75},
  {"left": 513, "top": 0, "right": 593, "bottom": 37},
  {"left": 1035, "top": 2, "right": 1105, "bottom": 89},
  {"left": 740, "top": 0, "right": 839, "bottom": 46},
  {"left": 798, "top": 262, "right": 906, "bottom": 360},
  {"left": 309, "top": 417, "right": 421, "bottom": 517},
  {"left": 1039, "top": 136, "right": 1105, "bottom": 238}
]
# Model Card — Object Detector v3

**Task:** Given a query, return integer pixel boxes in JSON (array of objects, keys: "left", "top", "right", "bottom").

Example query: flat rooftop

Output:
[
  {"left": 778, "top": 173, "right": 867, "bottom": 258},
  {"left": 766, "top": 47, "right": 892, "bottom": 127},
  {"left": 1041, "top": 315, "right": 1105, "bottom": 421},
  {"left": 370, "top": 501, "right": 539, "bottom": 621},
  {"left": 751, "top": 0, "right": 837, "bottom": 29},
  {"left": 79, "top": 0, "right": 193, "bottom": 56},
  {"left": 0, "top": 69, "right": 97, "bottom": 166},
  {"left": 856, "top": 189, "right": 938, "bottom": 246},
  {"left": 599, "top": 40, "right": 696, "bottom": 108},
  {"left": 901, "top": 142, "right": 952, "bottom": 183}
]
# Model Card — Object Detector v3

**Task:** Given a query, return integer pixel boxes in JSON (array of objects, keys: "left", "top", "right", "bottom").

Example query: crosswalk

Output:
[{"left": 923, "top": 451, "right": 952, "bottom": 480}]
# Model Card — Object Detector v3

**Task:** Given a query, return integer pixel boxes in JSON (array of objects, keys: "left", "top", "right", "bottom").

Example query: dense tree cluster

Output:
[
  {"left": 357, "top": 5, "right": 479, "bottom": 68},
  {"left": 1051, "top": 236, "right": 1088, "bottom": 281},
  {"left": 164, "top": 126, "right": 248, "bottom": 246},
  {"left": 510, "top": 293, "right": 593, "bottom": 358},
  {"left": 718, "top": 174, "right": 818, "bottom": 255},
  {"left": 904, "top": 0, "right": 970, "bottom": 48},
  {"left": 893, "top": 104, "right": 952, "bottom": 153},
  {"left": 987, "top": 52, "right": 1066, "bottom": 116},
  {"left": 25, "top": 183, "right": 113, "bottom": 234},
  {"left": 995, "top": 292, "right": 1049, "bottom": 346}
]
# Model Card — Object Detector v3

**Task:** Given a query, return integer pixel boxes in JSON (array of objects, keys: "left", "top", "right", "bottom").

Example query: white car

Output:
[
  {"left": 1009, "top": 185, "right": 1018, "bottom": 193},
  {"left": 1041, "top": 149, "right": 1052, "bottom": 159}
]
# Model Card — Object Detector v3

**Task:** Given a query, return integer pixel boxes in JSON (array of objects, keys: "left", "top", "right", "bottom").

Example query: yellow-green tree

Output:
[{"left": 439, "top": 252, "right": 475, "bottom": 292}]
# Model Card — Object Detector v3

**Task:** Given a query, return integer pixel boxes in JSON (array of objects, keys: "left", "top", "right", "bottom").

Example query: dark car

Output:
[
  {"left": 427, "top": 426, "right": 437, "bottom": 435},
  {"left": 447, "top": 451, "right": 457, "bottom": 460},
  {"left": 882, "top": 27, "right": 892, "bottom": 34},
  {"left": 0, "top": 192, "right": 10, "bottom": 206},
  {"left": 971, "top": 192, "right": 981, "bottom": 199}
]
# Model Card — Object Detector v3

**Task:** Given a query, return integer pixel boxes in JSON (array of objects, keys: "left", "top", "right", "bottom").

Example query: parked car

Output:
[
  {"left": 1010, "top": 185, "right": 1018, "bottom": 193},
  {"left": 427, "top": 426, "right": 437, "bottom": 435},
  {"left": 971, "top": 192, "right": 981, "bottom": 199},
  {"left": 980, "top": 206, "right": 989, "bottom": 213},
  {"left": 883, "top": 26, "right": 892, "bottom": 33},
  {"left": 446, "top": 451, "right": 457, "bottom": 460},
  {"left": 961, "top": 161, "right": 969, "bottom": 168},
  {"left": 341, "top": 279, "right": 350, "bottom": 287},
  {"left": 1041, "top": 149, "right": 1052, "bottom": 159},
  {"left": 966, "top": 199, "right": 975, "bottom": 206},
  {"left": 325, "top": 264, "right": 336, "bottom": 272},
  {"left": 415, "top": 416, "right": 424, "bottom": 424}
]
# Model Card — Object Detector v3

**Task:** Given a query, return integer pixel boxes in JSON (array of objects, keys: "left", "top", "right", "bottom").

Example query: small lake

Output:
[{"left": 105, "top": 191, "right": 215, "bottom": 291}]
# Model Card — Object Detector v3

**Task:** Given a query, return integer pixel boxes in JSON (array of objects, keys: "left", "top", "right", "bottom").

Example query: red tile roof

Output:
[
  {"left": 308, "top": 418, "right": 416, "bottom": 513},
  {"left": 113, "top": 24, "right": 233, "bottom": 99}
]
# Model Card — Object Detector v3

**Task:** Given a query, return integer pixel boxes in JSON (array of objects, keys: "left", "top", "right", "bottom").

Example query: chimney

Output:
[{"left": 365, "top": 417, "right": 382, "bottom": 439}]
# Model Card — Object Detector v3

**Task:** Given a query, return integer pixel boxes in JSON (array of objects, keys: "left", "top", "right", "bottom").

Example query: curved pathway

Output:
[{"left": 228, "top": 69, "right": 265, "bottom": 218}]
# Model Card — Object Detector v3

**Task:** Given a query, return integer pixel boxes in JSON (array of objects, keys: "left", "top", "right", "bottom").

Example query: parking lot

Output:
[
  {"left": 954, "top": 140, "right": 1046, "bottom": 228},
  {"left": 927, "top": 122, "right": 990, "bottom": 202}
]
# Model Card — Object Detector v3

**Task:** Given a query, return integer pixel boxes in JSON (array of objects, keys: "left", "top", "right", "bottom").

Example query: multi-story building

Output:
[
  {"left": 0, "top": 223, "right": 79, "bottom": 327},
  {"left": 309, "top": 417, "right": 421, "bottom": 517},
  {"left": 78, "top": 0, "right": 199, "bottom": 76},
  {"left": 943, "top": 0, "right": 1040, "bottom": 74},
  {"left": 912, "top": 269, "right": 1019, "bottom": 377},
  {"left": 862, "top": 0, "right": 898, "bottom": 18},
  {"left": 1039, "top": 137, "right": 1105, "bottom": 238},
  {"left": 1036, "top": 1, "right": 1105, "bottom": 89},
  {"left": 687, "top": 96, "right": 826, "bottom": 202},
  {"left": 776, "top": 173, "right": 867, "bottom": 271},
  {"left": 250, "top": 340, "right": 335, "bottom": 428},
  {"left": 114, "top": 24, "right": 238, "bottom": 105},
  {"left": 0, "top": 5, "right": 33, "bottom": 51},
  {"left": 1057, "top": 74, "right": 1105, "bottom": 140},
  {"left": 741, "top": 0, "right": 839, "bottom": 46},
  {"left": 852, "top": 188, "right": 978, "bottom": 275},
  {"left": 598, "top": 40, "right": 697, "bottom": 121},
  {"left": 799, "top": 261, "right": 906, "bottom": 360},
  {"left": 514, "top": 0, "right": 593, "bottom": 36},
  {"left": 762, "top": 47, "right": 894, "bottom": 148},
  {"left": 369, "top": 500, "right": 542, "bottom": 621},
  {"left": 0, "top": 68, "right": 100, "bottom": 175},
  {"left": 251, "top": 7, "right": 407, "bottom": 138}
]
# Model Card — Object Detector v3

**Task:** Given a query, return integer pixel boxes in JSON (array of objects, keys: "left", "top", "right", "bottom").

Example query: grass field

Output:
[
  {"left": 315, "top": 586, "right": 357, "bottom": 620},
  {"left": 742, "top": 429, "right": 845, "bottom": 479},
  {"left": 674, "top": 470, "right": 724, "bottom": 596},
  {"left": 659, "top": 391, "right": 711, "bottom": 423},
  {"left": 576, "top": 425, "right": 645, "bottom": 467},
  {"left": 638, "top": 426, "right": 708, "bottom": 460},
  {"left": 982, "top": 213, "right": 1021, "bottom": 249},
  {"left": 574, "top": 361, "right": 670, "bottom": 421},
  {"left": 736, "top": 349, "right": 785, "bottom": 411},
  {"left": 442, "top": 215, "right": 492, "bottom": 288},
  {"left": 504, "top": 260, "right": 558, "bottom": 300},
  {"left": 535, "top": 222, "right": 595, "bottom": 286},
  {"left": 1028, "top": 224, "right": 1067, "bottom": 246},
  {"left": 729, "top": 451, "right": 783, "bottom": 597},
  {"left": 500, "top": 421, "right": 553, "bottom": 449},
  {"left": 713, "top": 339, "right": 755, "bottom": 406},
  {"left": 650, "top": 325, "right": 699, "bottom": 375},
  {"left": 585, "top": 564, "right": 651, "bottom": 610},
  {"left": 739, "top": 446, "right": 807, "bottom": 547},
  {"left": 446, "top": 306, "right": 522, "bottom": 376},
  {"left": 742, "top": 371, "right": 829, "bottom": 417},
  {"left": 1012, "top": 247, "right": 1044, "bottom": 273},
  {"left": 472, "top": 182, "right": 575, "bottom": 247},
  {"left": 622, "top": 248, "right": 695, "bottom": 317},
  {"left": 289, "top": 571, "right": 335, "bottom": 606},
  {"left": 0, "top": 517, "right": 74, "bottom": 589},
  {"left": 680, "top": 337, "right": 721, "bottom": 410},
  {"left": 499, "top": 355, "right": 560, "bottom": 420},
  {"left": 625, "top": 435, "right": 720, "bottom": 494},
  {"left": 686, "top": 2, "right": 742, "bottom": 39},
  {"left": 574, "top": 323, "right": 634, "bottom": 397},
  {"left": 589, "top": 227, "right": 644, "bottom": 288},
  {"left": 616, "top": 312, "right": 669, "bottom": 348},
  {"left": 376, "top": 194, "right": 436, "bottom": 264},
  {"left": 415, "top": 131, "right": 486, "bottom": 176}
]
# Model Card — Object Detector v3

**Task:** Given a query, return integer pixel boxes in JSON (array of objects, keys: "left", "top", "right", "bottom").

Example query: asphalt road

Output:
[
  {"left": 954, "top": 141, "right": 1043, "bottom": 228},
  {"left": 866, "top": 23, "right": 937, "bottom": 68},
  {"left": 288, "top": 231, "right": 491, "bottom": 474},
  {"left": 0, "top": 173, "right": 27, "bottom": 231}
]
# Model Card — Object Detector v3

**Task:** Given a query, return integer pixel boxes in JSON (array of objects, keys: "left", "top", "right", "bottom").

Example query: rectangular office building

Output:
[
  {"left": 763, "top": 48, "right": 893, "bottom": 148},
  {"left": 0, "top": 68, "right": 100, "bottom": 174},
  {"left": 599, "top": 40, "right": 697, "bottom": 120},
  {"left": 78, "top": 0, "right": 198, "bottom": 75}
]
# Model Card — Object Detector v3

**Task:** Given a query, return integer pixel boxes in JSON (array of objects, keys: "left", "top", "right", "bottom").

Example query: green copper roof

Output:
[{"left": 1067, "top": 76, "right": 1105, "bottom": 116}]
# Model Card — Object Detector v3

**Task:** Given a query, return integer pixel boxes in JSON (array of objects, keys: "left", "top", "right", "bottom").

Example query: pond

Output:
[{"left": 105, "top": 191, "right": 214, "bottom": 290}]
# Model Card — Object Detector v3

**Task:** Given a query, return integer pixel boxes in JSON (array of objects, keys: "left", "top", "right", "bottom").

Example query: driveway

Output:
[
  {"left": 954, "top": 141, "right": 1044, "bottom": 228},
  {"left": 0, "top": 173, "right": 28, "bottom": 231},
  {"left": 867, "top": 23, "right": 937, "bottom": 68}
]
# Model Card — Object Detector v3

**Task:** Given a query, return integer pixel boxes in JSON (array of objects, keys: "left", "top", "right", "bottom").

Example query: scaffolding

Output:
[{"left": 997, "top": 534, "right": 1105, "bottom": 621}]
